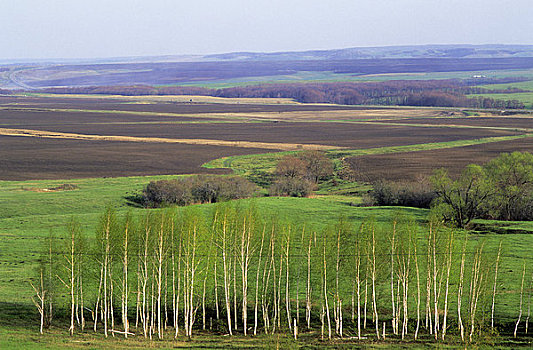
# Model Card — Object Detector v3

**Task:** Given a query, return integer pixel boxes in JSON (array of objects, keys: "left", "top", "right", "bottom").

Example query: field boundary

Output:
[{"left": 0, "top": 127, "right": 342, "bottom": 151}]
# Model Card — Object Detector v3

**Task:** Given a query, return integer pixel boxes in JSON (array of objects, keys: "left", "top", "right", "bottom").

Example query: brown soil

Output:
[
  {"left": 0, "top": 136, "right": 271, "bottom": 180},
  {"left": 347, "top": 137, "right": 533, "bottom": 182}
]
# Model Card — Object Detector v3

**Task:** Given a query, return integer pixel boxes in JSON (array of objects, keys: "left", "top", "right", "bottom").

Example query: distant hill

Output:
[
  {"left": 1, "top": 45, "right": 533, "bottom": 89},
  {"left": 204, "top": 44, "right": 533, "bottom": 61}
]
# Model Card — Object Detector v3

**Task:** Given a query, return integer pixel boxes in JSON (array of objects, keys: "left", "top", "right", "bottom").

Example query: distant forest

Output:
[{"left": 34, "top": 77, "right": 530, "bottom": 109}]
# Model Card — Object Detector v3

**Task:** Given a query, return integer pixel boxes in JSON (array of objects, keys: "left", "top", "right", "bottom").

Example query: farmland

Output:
[
  {"left": 347, "top": 136, "right": 533, "bottom": 181},
  {"left": 0, "top": 94, "right": 528, "bottom": 181},
  {"left": 0, "top": 92, "right": 532, "bottom": 348}
]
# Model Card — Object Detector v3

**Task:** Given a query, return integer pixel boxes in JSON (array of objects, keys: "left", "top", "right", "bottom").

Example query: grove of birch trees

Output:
[{"left": 31, "top": 204, "right": 532, "bottom": 343}]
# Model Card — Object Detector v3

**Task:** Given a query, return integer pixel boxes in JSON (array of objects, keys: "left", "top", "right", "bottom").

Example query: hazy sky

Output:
[{"left": 1, "top": 0, "right": 532, "bottom": 59}]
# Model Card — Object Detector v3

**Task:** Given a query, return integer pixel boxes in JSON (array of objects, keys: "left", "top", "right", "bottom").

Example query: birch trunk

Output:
[
  {"left": 371, "top": 226, "right": 379, "bottom": 339},
  {"left": 121, "top": 219, "right": 129, "bottom": 338},
  {"left": 515, "top": 261, "right": 526, "bottom": 338},
  {"left": 254, "top": 225, "right": 266, "bottom": 336},
  {"left": 30, "top": 269, "right": 46, "bottom": 334},
  {"left": 221, "top": 215, "right": 233, "bottom": 335},
  {"left": 306, "top": 233, "right": 313, "bottom": 329},
  {"left": 390, "top": 220, "right": 396, "bottom": 335},
  {"left": 285, "top": 230, "right": 292, "bottom": 332},
  {"left": 323, "top": 236, "right": 331, "bottom": 339},
  {"left": 491, "top": 241, "right": 502, "bottom": 330},
  {"left": 413, "top": 231, "right": 420, "bottom": 340},
  {"left": 441, "top": 230, "right": 454, "bottom": 340}
]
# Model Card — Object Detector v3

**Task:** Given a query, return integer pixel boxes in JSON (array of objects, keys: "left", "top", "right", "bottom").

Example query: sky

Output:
[{"left": 1, "top": 0, "right": 532, "bottom": 60}]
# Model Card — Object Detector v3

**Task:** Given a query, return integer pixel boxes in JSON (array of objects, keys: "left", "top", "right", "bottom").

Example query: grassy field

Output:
[
  {"left": 470, "top": 92, "right": 533, "bottom": 109},
  {"left": 0, "top": 174, "right": 426, "bottom": 302},
  {"left": 0, "top": 173, "right": 532, "bottom": 348},
  {"left": 465, "top": 77, "right": 533, "bottom": 109},
  {"left": 26, "top": 93, "right": 300, "bottom": 105},
  {"left": 477, "top": 79, "right": 533, "bottom": 91},
  {"left": 181, "top": 68, "right": 533, "bottom": 88}
]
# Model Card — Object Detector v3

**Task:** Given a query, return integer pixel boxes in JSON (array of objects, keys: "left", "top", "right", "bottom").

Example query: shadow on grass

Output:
[
  {"left": 0, "top": 302, "right": 38, "bottom": 328},
  {"left": 124, "top": 193, "right": 145, "bottom": 208}
]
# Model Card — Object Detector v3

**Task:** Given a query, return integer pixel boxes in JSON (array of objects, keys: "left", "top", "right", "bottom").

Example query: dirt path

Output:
[{"left": 0, "top": 127, "right": 342, "bottom": 151}]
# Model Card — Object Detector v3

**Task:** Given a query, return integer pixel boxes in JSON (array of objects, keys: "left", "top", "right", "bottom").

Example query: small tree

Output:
[
  {"left": 484, "top": 152, "right": 533, "bottom": 221},
  {"left": 430, "top": 165, "right": 491, "bottom": 228},
  {"left": 275, "top": 155, "right": 307, "bottom": 179},
  {"left": 269, "top": 177, "right": 314, "bottom": 197},
  {"left": 299, "top": 150, "right": 334, "bottom": 184}
]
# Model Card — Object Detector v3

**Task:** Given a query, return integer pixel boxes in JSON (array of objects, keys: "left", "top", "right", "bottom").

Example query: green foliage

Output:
[
  {"left": 484, "top": 152, "right": 533, "bottom": 221},
  {"left": 431, "top": 152, "right": 533, "bottom": 227},
  {"left": 431, "top": 165, "right": 492, "bottom": 228}
]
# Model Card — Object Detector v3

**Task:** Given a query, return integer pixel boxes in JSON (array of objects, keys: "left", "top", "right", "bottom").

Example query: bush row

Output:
[{"left": 143, "top": 175, "right": 257, "bottom": 207}]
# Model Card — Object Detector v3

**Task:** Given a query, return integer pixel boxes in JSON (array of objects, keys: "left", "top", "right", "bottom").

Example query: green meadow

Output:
[{"left": 1, "top": 163, "right": 532, "bottom": 348}]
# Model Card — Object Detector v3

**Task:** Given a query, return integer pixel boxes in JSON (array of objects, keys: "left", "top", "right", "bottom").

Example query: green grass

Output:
[
  {"left": 477, "top": 80, "right": 533, "bottom": 91},
  {"left": 4, "top": 326, "right": 528, "bottom": 349},
  {"left": 170, "top": 69, "right": 533, "bottom": 88},
  {"left": 0, "top": 174, "right": 425, "bottom": 304},
  {"left": 1, "top": 173, "right": 532, "bottom": 348}
]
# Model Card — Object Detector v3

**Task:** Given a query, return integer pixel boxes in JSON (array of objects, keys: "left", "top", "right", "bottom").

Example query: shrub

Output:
[
  {"left": 269, "top": 177, "right": 315, "bottom": 197},
  {"left": 270, "top": 150, "right": 334, "bottom": 197},
  {"left": 364, "top": 180, "right": 436, "bottom": 208},
  {"left": 298, "top": 150, "right": 334, "bottom": 183},
  {"left": 142, "top": 175, "right": 258, "bottom": 207},
  {"left": 143, "top": 179, "right": 193, "bottom": 207}
]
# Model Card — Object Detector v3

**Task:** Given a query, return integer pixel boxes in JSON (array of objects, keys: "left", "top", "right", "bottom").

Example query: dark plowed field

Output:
[
  {"left": 20, "top": 122, "right": 519, "bottom": 148},
  {"left": 0, "top": 109, "right": 225, "bottom": 127},
  {"left": 0, "top": 95, "right": 529, "bottom": 181},
  {"left": 375, "top": 117, "right": 533, "bottom": 129},
  {"left": 0, "top": 136, "right": 270, "bottom": 180},
  {"left": 347, "top": 137, "right": 533, "bottom": 182}
]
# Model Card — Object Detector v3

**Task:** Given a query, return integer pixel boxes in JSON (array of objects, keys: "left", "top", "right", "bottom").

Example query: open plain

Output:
[{"left": 0, "top": 94, "right": 529, "bottom": 181}]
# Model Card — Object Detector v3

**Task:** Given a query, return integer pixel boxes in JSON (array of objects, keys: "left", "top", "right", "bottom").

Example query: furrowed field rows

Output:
[
  {"left": 347, "top": 136, "right": 533, "bottom": 181},
  {"left": 4, "top": 122, "right": 521, "bottom": 147},
  {"left": 0, "top": 136, "right": 271, "bottom": 180},
  {"left": 372, "top": 116, "right": 533, "bottom": 130}
]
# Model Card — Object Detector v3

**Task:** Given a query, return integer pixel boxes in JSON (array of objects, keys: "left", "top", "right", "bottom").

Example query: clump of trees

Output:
[
  {"left": 431, "top": 152, "right": 533, "bottom": 227},
  {"left": 270, "top": 151, "right": 334, "bottom": 197},
  {"left": 142, "top": 175, "right": 258, "bottom": 207},
  {"left": 362, "top": 152, "right": 533, "bottom": 227},
  {"left": 364, "top": 180, "right": 436, "bottom": 208},
  {"left": 31, "top": 205, "right": 531, "bottom": 343}
]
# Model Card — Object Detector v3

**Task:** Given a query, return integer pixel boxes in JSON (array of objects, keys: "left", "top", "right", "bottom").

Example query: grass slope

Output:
[{"left": 0, "top": 174, "right": 532, "bottom": 348}]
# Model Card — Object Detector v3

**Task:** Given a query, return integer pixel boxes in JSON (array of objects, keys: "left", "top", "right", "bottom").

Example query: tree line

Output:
[
  {"left": 31, "top": 205, "right": 531, "bottom": 343},
  {"left": 35, "top": 77, "right": 530, "bottom": 109}
]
